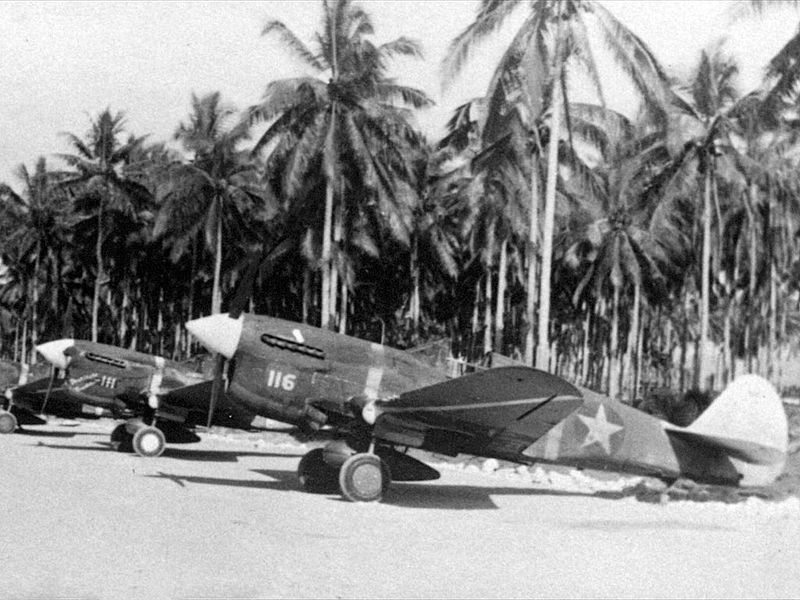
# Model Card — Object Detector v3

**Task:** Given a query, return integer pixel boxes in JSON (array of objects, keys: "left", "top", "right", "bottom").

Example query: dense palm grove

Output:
[{"left": 1, "top": 0, "right": 799, "bottom": 401}]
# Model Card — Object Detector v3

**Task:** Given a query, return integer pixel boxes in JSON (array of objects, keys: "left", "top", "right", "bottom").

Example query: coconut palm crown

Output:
[{"left": 248, "top": 0, "right": 434, "bottom": 328}]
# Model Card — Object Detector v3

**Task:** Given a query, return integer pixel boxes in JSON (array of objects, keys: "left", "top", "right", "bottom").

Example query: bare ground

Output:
[{"left": 2, "top": 418, "right": 800, "bottom": 599}]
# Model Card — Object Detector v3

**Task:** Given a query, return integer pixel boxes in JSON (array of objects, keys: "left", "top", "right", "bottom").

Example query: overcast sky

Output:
[{"left": 0, "top": 1, "right": 798, "bottom": 190}]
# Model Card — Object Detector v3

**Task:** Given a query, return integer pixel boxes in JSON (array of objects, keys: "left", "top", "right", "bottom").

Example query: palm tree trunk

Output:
[
  {"left": 411, "top": 237, "right": 421, "bottom": 333},
  {"left": 635, "top": 307, "right": 644, "bottom": 401},
  {"left": 471, "top": 280, "right": 480, "bottom": 355},
  {"left": 679, "top": 291, "right": 690, "bottom": 392},
  {"left": 302, "top": 269, "right": 311, "bottom": 324},
  {"left": 21, "top": 319, "right": 28, "bottom": 367},
  {"left": 536, "top": 71, "right": 562, "bottom": 371},
  {"left": 699, "top": 165, "right": 712, "bottom": 390},
  {"left": 30, "top": 242, "right": 41, "bottom": 364},
  {"left": 329, "top": 200, "right": 343, "bottom": 330},
  {"left": 745, "top": 181, "right": 758, "bottom": 372},
  {"left": 524, "top": 162, "right": 540, "bottom": 365},
  {"left": 119, "top": 287, "right": 129, "bottom": 348},
  {"left": 769, "top": 259, "right": 777, "bottom": 379},
  {"left": 580, "top": 307, "right": 591, "bottom": 386},
  {"left": 13, "top": 319, "right": 20, "bottom": 364},
  {"left": 483, "top": 269, "right": 493, "bottom": 356},
  {"left": 493, "top": 238, "right": 508, "bottom": 353},
  {"left": 188, "top": 234, "right": 198, "bottom": 321},
  {"left": 91, "top": 200, "right": 104, "bottom": 342},
  {"left": 173, "top": 320, "right": 181, "bottom": 360},
  {"left": 338, "top": 275, "right": 348, "bottom": 335},
  {"left": 130, "top": 303, "right": 138, "bottom": 351},
  {"left": 609, "top": 285, "right": 621, "bottom": 399},
  {"left": 723, "top": 303, "right": 732, "bottom": 385},
  {"left": 211, "top": 211, "right": 223, "bottom": 315},
  {"left": 599, "top": 296, "right": 609, "bottom": 392},
  {"left": 157, "top": 290, "right": 165, "bottom": 356},
  {"left": 321, "top": 181, "right": 334, "bottom": 329},
  {"left": 624, "top": 282, "right": 640, "bottom": 401}
]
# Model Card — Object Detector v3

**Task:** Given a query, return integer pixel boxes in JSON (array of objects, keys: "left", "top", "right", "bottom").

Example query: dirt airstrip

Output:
[{"left": 2, "top": 418, "right": 799, "bottom": 599}]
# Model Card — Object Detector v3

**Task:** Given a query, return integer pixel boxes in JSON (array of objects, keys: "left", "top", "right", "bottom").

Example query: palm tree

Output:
[
  {"left": 648, "top": 48, "right": 741, "bottom": 389},
  {"left": 565, "top": 106, "right": 673, "bottom": 397},
  {"left": 248, "top": 0, "right": 432, "bottom": 329},
  {"left": 154, "top": 92, "right": 270, "bottom": 316},
  {"left": 443, "top": 0, "right": 670, "bottom": 370},
  {"left": 58, "top": 108, "right": 152, "bottom": 342},
  {"left": 0, "top": 158, "right": 70, "bottom": 361}
]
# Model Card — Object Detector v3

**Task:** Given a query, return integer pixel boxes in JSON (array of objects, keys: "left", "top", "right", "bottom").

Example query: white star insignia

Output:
[{"left": 578, "top": 404, "right": 623, "bottom": 454}]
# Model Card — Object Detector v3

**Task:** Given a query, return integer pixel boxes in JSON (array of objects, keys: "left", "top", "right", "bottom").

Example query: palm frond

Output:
[
  {"left": 262, "top": 20, "right": 326, "bottom": 72},
  {"left": 248, "top": 78, "right": 328, "bottom": 126},
  {"left": 441, "top": 0, "right": 523, "bottom": 88}
]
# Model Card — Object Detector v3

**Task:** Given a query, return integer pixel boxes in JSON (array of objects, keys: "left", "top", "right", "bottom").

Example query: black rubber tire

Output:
[
  {"left": 338, "top": 453, "right": 391, "bottom": 503},
  {"left": 298, "top": 448, "right": 340, "bottom": 494},
  {"left": 110, "top": 424, "right": 134, "bottom": 453},
  {"left": 0, "top": 410, "right": 17, "bottom": 434},
  {"left": 132, "top": 426, "right": 166, "bottom": 458}
]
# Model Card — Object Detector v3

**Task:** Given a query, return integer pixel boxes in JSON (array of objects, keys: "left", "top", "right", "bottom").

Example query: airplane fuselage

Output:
[
  {"left": 226, "top": 315, "right": 448, "bottom": 426},
  {"left": 35, "top": 341, "right": 257, "bottom": 430}
]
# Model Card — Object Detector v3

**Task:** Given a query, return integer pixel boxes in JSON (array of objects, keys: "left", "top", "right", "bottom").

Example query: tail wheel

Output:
[
  {"left": 0, "top": 410, "right": 17, "bottom": 434},
  {"left": 338, "top": 453, "right": 391, "bottom": 503},
  {"left": 297, "top": 448, "right": 340, "bottom": 494},
  {"left": 132, "top": 426, "right": 166, "bottom": 458},
  {"left": 110, "top": 424, "right": 134, "bottom": 453}
]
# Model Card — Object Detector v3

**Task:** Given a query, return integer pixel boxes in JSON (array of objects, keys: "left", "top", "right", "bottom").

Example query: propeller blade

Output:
[
  {"left": 200, "top": 234, "right": 293, "bottom": 429},
  {"left": 228, "top": 235, "right": 294, "bottom": 318},
  {"left": 40, "top": 363, "right": 56, "bottom": 416},
  {"left": 206, "top": 353, "right": 226, "bottom": 429}
]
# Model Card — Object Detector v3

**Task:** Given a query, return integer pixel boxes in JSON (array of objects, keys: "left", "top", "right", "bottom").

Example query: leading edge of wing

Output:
[{"left": 387, "top": 366, "right": 582, "bottom": 411}]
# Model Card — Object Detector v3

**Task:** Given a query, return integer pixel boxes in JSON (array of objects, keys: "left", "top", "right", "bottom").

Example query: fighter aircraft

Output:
[
  {"left": 2, "top": 339, "right": 263, "bottom": 457},
  {"left": 186, "top": 312, "right": 789, "bottom": 503}
]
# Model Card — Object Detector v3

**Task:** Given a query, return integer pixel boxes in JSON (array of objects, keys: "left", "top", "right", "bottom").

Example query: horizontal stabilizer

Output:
[{"left": 664, "top": 427, "right": 785, "bottom": 465}]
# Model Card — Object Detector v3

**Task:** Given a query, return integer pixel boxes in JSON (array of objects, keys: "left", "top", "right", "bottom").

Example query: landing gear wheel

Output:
[
  {"left": 132, "top": 426, "right": 166, "bottom": 458},
  {"left": 0, "top": 410, "right": 17, "bottom": 434},
  {"left": 338, "top": 453, "right": 391, "bottom": 503},
  {"left": 110, "top": 424, "right": 134, "bottom": 452},
  {"left": 297, "top": 448, "right": 340, "bottom": 494}
]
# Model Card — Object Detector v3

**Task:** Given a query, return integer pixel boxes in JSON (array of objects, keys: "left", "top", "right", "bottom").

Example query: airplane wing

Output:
[
  {"left": 158, "top": 381, "right": 256, "bottom": 429},
  {"left": 9, "top": 376, "right": 96, "bottom": 418},
  {"left": 662, "top": 425, "right": 786, "bottom": 465},
  {"left": 371, "top": 366, "right": 584, "bottom": 460}
]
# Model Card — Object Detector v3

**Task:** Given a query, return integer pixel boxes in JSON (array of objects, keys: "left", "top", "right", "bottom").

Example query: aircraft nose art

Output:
[
  {"left": 35, "top": 339, "right": 75, "bottom": 370},
  {"left": 186, "top": 313, "right": 244, "bottom": 359}
]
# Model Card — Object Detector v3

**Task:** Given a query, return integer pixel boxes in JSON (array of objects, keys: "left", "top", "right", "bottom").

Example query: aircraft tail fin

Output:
[
  {"left": 664, "top": 375, "right": 788, "bottom": 484},
  {"left": 686, "top": 374, "right": 787, "bottom": 453}
]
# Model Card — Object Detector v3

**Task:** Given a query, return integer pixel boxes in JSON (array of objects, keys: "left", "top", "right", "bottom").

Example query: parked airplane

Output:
[
  {"left": 186, "top": 313, "right": 789, "bottom": 503},
  {"left": 0, "top": 360, "right": 84, "bottom": 431},
  {"left": 2, "top": 340, "right": 262, "bottom": 457}
]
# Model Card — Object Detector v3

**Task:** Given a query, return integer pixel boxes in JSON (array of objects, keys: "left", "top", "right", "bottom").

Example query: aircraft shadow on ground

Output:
[
  {"left": 145, "top": 466, "right": 605, "bottom": 510},
  {"left": 29, "top": 442, "right": 114, "bottom": 453},
  {"left": 159, "top": 447, "right": 305, "bottom": 462},
  {"left": 146, "top": 469, "right": 299, "bottom": 492},
  {"left": 29, "top": 441, "right": 303, "bottom": 463},
  {"left": 14, "top": 429, "right": 78, "bottom": 438}
]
